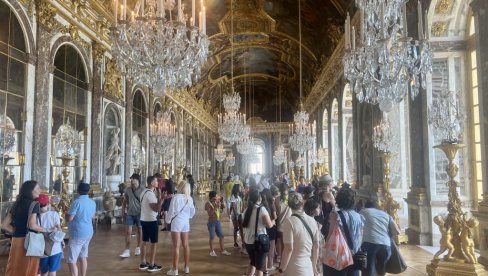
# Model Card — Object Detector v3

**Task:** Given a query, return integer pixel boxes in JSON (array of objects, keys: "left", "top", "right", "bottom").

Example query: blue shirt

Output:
[
  {"left": 360, "top": 208, "right": 392, "bottom": 246},
  {"left": 68, "top": 195, "right": 96, "bottom": 239}
]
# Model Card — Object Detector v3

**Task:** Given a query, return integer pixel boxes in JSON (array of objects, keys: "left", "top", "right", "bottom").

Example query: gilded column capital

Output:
[
  {"left": 92, "top": 42, "right": 106, "bottom": 62},
  {"left": 36, "top": 0, "right": 57, "bottom": 30}
]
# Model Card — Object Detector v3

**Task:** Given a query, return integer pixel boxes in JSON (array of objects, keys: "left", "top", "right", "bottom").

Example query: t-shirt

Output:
[
  {"left": 124, "top": 185, "right": 144, "bottom": 216},
  {"left": 360, "top": 208, "right": 392, "bottom": 246},
  {"left": 39, "top": 211, "right": 62, "bottom": 256},
  {"left": 229, "top": 195, "right": 242, "bottom": 217},
  {"left": 224, "top": 181, "right": 233, "bottom": 199},
  {"left": 11, "top": 199, "right": 40, "bottom": 237},
  {"left": 205, "top": 201, "right": 223, "bottom": 222},
  {"left": 68, "top": 195, "right": 96, "bottom": 239},
  {"left": 140, "top": 189, "right": 158, "bottom": 221},
  {"left": 243, "top": 205, "right": 269, "bottom": 244}
]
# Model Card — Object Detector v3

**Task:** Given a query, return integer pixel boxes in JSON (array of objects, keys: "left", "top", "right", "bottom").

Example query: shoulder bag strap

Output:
[
  {"left": 131, "top": 188, "right": 141, "bottom": 203},
  {"left": 170, "top": 198, "right": 189, "bottom": 223},
  {"left": 337, "top": 210, "right": 353, "bottom": 250},
  {"left": 254, "top": 206, "right": 261, "bottom": 240},
  {"left": 140, "top": 190, "right": 150, "bottom": 203},
  {"left": 26, "top": 201, "right": 39, "bottom": 230},
  {"left": 291, "top": 214, "right": 314, "bottom": 243}
]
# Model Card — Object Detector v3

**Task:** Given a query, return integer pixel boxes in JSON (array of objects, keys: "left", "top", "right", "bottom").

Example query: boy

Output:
[{"left": 204, "top": 191, "right": 231, "bottom": 257}]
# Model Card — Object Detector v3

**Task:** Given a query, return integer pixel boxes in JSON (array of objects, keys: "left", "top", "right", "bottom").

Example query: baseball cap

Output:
[{"left": 37, "top": 194, "right": 50, "bottom": 206}]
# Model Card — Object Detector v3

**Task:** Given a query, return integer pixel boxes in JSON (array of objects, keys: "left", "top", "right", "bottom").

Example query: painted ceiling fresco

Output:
[{"left": 191, "top": 0, "right": 353, "bottom": 122}]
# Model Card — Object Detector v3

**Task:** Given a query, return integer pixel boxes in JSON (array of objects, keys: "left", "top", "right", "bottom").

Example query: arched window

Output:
[
  {"left": 51, "top": 44, "right": 88, "bottom": 192},
  {"left": 342, "top": 85, "right": 355, "bottom": 183},
  {"left": 249, "top": 144, "right": 265, "bottom": 175},
  {"left": 330, "top": 99, "right": 340, "bottom": 180},
  {"left": 0, "top": 1, "right": 27, "bottom": 203},
  {"left": 103, "top": 104, "right": 121, "bottom": 190},
  {"left": 132, "top": 90, "right": 147, "bottom": 175}
]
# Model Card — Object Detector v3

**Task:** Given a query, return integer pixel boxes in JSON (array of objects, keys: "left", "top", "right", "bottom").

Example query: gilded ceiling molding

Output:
[
  {"left": 431, "top": 21, "right": 449, "bottom": 37},
  {"left": 103, "top": 59, "right": 123, "bottom": 101},
  {"left": 166, "top": 90, "right": 217, "bottom": 133},
  {"left": 434, "top": 0, "right": 455, "bottom": 15}
]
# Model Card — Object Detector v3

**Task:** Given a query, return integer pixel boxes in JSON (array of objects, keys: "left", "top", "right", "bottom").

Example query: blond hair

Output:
[{"left": 177, "top": 180, "right": 191, "bottom": 199}]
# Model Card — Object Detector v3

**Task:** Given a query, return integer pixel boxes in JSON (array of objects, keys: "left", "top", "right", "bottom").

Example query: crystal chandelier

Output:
[
  {"left": 273, "top": 145, "right": 286, "bottom": 166},
  {"left": 372, "top": 113, "right": 395, "bottom": 153},
  {"left": 110, "top": 0, "right": 209, "bottom": 94},
  {"left": 55, "top": 118, "right": 80, "bottom": 158},
  {"left": 317, "top": 146, "right": 328, "bottom": 165},
  {"left": 237, "top": 135, "right": 255, "bottom": 155},
  {"left": 150, "top": 110, "right": 176, "bottom": 158},
  {"left": 225, "top": 152, "right": 235, "bottom": 167},
  {"left": 343, "top": 0, "right": 432, "bottom": 110},
  {"left": 0, "top": 115, "right": 16, "bottom": 156},
  {"left": 214, "top": 143, "right": 226, "bottom": 162},
  {"left": 428, "top": 89, "right": 463, "bottom": 144},
  {"left": 218, "top": 89, "right": 249, "bottom": 144},
  {"left": 242, "top": 153, "right": 259, "bottom": 164}
]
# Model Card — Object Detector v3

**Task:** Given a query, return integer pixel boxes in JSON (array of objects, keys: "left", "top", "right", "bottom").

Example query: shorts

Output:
[
  {"left": 207, "top": 220, "right": 224, "bottom": 239},
  {"left": 125, "top": 215, "right": 141, "bottom": 227},
  {"left": 141, "top": 220, "right": 159, "bottom": 243},
  {"left": 245, "top": 243, "right": 267, "bottom": 272},
  {"left": 266, "top": 225, "right": 277, "bottom": 241},
  {"left": 171, "top": 219, "right": 190, "bottom": 232},
  {"left": 40, "top": 252, "right": 62, "bottom": 273},
  {"left": 67, "top": 237, "right": 91, "bottom": 263}
]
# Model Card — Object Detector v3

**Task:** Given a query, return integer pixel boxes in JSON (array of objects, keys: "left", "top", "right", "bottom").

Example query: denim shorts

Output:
[
  {"left": 125, "top": 215, "right": 142, "bottom": 227},
  {"left": 207, "top": 220, "right": 224, "bottom": 239},
  {"left": 67, "top": 237, "right": 91, "bottom": 263},
  {"left": 40, "top": 252, "right": 62, "bottom": 273}
]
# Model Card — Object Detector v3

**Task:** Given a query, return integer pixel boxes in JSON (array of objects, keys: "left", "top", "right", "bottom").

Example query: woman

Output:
[
  {"left": 360, "top": 201, "right": 399, "bottom": 276},
  {"left": 242, "top": 190, "right": 274, "bottom": 276},
  {"left": 276, "top": 193, "right": 320, "bottom": 276},
  {"left": 323, "top": 186, "right": 364, "bottom": 276},
  {"left": 230, "top": 184, "right": 245, "bottom": 251},
  {"left": 261, "top": 187, "right": 278, "bottom": 272},
  {"left": 1, "top": 180, "right": 48, "bottom": 276},
  {"left": 161, "top": 178, "right": 175, "bottom": 231},
  {"left": 165, "top": 181, "right": 196, "bottom": 275},
  {"left": 274, "top": 182, "right": 291, "bottom": 264}
]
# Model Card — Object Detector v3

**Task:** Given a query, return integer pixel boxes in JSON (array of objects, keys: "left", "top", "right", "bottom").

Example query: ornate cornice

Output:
[
  {"left": 36, "top": 0, "right": 57, "bottom": 30},
  {"left": 251, "top": 122, "right": 290, "bottom": 135},
  {"left": 92, "top": 41, "right": 106, "bottom": 62},
  {"left": 166, "top": 90, "right": 217, "bottom": 133}
]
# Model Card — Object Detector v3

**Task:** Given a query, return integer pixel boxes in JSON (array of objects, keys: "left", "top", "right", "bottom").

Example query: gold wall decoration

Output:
[
  {"left": 432, "top": 21, "right": 449, "bottom": 37},
  {"left": 92, "top": 42, "right": 106, "bottom": 62},
  {"left": 103, "top": 59, "right": 123, "bottom": 100},
  {"left": 435, "top": 0, "right": 455, "bottom": 15},
  {"left": 36, "top": 0, "right": 57, "bottom": 30}
]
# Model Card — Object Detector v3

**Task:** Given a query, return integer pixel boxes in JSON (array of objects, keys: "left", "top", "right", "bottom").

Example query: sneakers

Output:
[
  {"left": 184, "top": 267, "right": 190, "bottom": 274},
  {"left": 119, "top": 249, "right": 130, "bottom": 258},
  {"left": 209, "top": 251, "right": 217, "bottom": 257},
  {"left": 240, "top": 248, "right": 248, "bottom": 255},
  {"left": 221, "top": 250, "right": 231, "bottom": 256},
  {"left": 134, "top": 247, "right": 141, "bottom": 256},
  {"left": 139, "top": 262, "right": 150, "bottom": 271},
  {"left": 147, "top": 264, "right": 163, "bottom": 272},
  {"left": 167, "top": 268, "right": 178, "bottom": 275}
]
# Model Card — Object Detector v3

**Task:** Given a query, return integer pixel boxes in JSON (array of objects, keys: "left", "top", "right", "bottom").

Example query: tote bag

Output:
[
  {"left": 321, "top": 219, "right": 353, "bottom": 270},
  {"left": 24, "top": 202, "right": 45, "bottom": 257},
  {"left": 385, "top": 240, "right": 407, "bottom": 274}
]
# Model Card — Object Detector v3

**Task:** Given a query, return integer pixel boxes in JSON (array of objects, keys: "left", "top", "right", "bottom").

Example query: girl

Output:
[{"left": 230, "top": 184, "right": 245, "bottom": 252}]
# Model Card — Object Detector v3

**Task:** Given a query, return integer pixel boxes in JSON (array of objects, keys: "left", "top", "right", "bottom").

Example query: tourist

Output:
[
  {"left": 186, "top": 174, "right": 196, "bottom": 206},
  {"left": 323, "top": 186, "right": 364, "bottom": 276},
  {"left": 275, "top": 182, "right": 292, "bottom": 264},
  {"left": 2, "top": 180, "right": 45, "bottom": 276},
  {"left": 360, "top": 201, "right": 399, "bottom": 276},
  {"left": 229, "top": 183, "right": 245, "bottom": 252},
  {"left": 242, "top": 190, "right": 274, "bottom": 276},
  {"left": 119, "top": 173, "right": 143, "bottom": 258},
  {"left": 66, "top": 182, "right": 97, "bottom": 276},
  {"left": 166, "top": 181, "right": 196, "bottom": 275},
  {"left": 161, "top": 178, "right": 174, "bottom": 231},
  {"left": 139, "top": 176, "right": 164, "bottom": 272},
  {"left": 38, "top": 194, "right": 63, "bottom": 276},
  {"left": 303, "top": 185, "right": 315, "bottom": 201},
  {"left": 224, "top": 176, "right": 234, "bottom": 217},
  {"left": 205, "top": 191, "right": 231, "bottom": 257},
  {"left": 261, "top": 188, "right": 278, "bottom": 272},
  {"left": 276, "top": 193, "right": 320, "bottom": 276},
  {"left": 296, "top": 176, "right": 307, "bottom": 193}
]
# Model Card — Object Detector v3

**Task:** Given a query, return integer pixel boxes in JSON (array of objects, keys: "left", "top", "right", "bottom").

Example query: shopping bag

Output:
[
  {"left": 385, "top": 240, "right": 407, "bottom": 274},
  {"left": 321, "top": 220, "right": 353, "bottom": 270}
]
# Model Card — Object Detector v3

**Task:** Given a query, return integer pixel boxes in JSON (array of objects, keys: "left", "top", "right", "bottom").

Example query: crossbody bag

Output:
[
  {"left": 291, "top": 214, "right": 314, "bottom": 243},
  {"left": 337, "top": 211, "right": 367, "bottom": 270},
  {"left": 24, "top": 201, "right": 45, "bottom": 257},
  {"left": 254, "top": 206, "right": 270, "bottom": 253},
  {"left": 169, "top": 198, "right": 189, "bottom": 224}
]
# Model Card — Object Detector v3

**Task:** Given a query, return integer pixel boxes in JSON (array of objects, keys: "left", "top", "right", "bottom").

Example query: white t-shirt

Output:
[
  {"left": 140, "top": 189, "right": 158, "bottom": 221},
  {"left": 39, "top": 210, "right": 62, "bottom": 256},
  {"left": 243, "top": 205, "right": 269, "bottom": 244}
]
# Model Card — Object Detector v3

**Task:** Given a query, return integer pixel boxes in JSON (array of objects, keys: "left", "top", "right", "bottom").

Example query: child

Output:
[
  {"left": 204, "top": 191, "right": 231, "bottom": 257},
  {"left": 37, "top": 194, "right": 63, "bottom": 276},
  {"left": 229, "top": 184, "right": 245, "bottom": 253}
]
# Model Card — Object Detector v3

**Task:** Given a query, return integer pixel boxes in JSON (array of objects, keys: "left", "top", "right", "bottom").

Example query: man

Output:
[
  {"left": 67, "top": 183, "right": 96, "bottom": 276},
  {"left": 296, "top": 176, "right": 308, "bottom": 193},
  {"left": 139, "top": 176, "right": 164, "bottom": 272},
  {"left": 119, "top": 173, "right": 144, "bottom": 258},
  {"left": 223, "top": 176, "right": 233, "bottom": 217}
]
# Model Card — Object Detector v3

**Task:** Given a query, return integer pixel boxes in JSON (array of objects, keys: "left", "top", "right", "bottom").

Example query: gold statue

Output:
[
  {"left": 461, "top": 213, "right": 478, "bottom": 264},
  {"left": 433, "top": 215, "right": 454, "bottom": 261},
  {"left": 103, "top": 59, "right": 123, "bottom": 99}
]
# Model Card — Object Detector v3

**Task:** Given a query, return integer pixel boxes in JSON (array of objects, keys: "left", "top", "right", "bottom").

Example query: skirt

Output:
[{"left": 6, "top": 237, "right": 40, "bottom": 276}]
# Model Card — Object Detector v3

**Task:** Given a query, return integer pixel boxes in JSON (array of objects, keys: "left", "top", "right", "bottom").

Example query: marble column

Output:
[
  {"left": 124, "top": 82, "right": 133, "bottom": 180},
  {"left": 31, "top": 25, "right": 54, "bottom": 188},
  {"left": 471, "top": 0, "right": 488, "bottom": 266},
  {"left": 90, "top": 44, "right": 104, "bottom": 184},
  {"left": 147, "top": 92, "right": 154, "bottom": 174}
]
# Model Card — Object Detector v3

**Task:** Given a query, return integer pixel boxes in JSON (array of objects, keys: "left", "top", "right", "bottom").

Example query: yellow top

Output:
[{"left": 224, "top": 181, "right": 234, "bottom": 198}]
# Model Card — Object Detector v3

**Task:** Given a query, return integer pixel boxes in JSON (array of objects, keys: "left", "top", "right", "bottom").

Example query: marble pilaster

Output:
[
  {"left": 124, "top": 82, "right": 133, "bottom": 180},
  {"left": 147, "top": 92, "right": 154, "bottom": 174},
  {"left": 31, "top": 25, "right": 54, "bottom": 188},
  {"left": 470, "top": 0, "right": 488, "bottom": 266},
  {"left": 89, "top": 45, "right": 104, "bottom": 184}
]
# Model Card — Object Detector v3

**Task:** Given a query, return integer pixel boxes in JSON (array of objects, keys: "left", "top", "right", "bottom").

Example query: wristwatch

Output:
[{"left": 278, "top": 268, "right": 284, "bottom": 273}]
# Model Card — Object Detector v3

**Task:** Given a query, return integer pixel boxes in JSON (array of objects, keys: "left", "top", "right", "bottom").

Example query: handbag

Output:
[
  {"left": 338, "top": 211, "right": 367, "bottom": 270},
  {"left": 44, "top": 230, "right": 66, "bottom": 256},
  {"left": 253, "top": 206, "right": 270, "bottom": 253},
  {"left": 321, "top": 216, "right": 353, "bottom": 270},
  {"left": 24, "top": 201, "right": 45, "bottom": 257},
  {"left": 385, "top": 240, "right": 407, "bottom": 273}
]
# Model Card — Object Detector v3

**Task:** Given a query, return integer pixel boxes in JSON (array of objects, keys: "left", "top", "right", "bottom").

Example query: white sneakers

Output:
[
  {"left": 209, "top": 251, "right": 217, "bottom": 257},
  {"left": 119, "top": 249, "right": 130, "bottom": 258},
  {"left": 167, "top": 267, "right": 190, "bottom": 275},
  {"left": 221, "top": 250, "right": 231, "bottom": 256},
  {"left": 120, "top": 247, "right": 141, "bottom": 258},
  {"left": 184, "top": 267, "right": 190, "bottom": 274},
  {"left": 134, "top": 247, "right": 141, "bottom": 256}
]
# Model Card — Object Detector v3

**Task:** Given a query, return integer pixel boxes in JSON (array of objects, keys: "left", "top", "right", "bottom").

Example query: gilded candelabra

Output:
[
  {"left": 427, "top": 143, "right": 485, "bottom": 275},
  {"left": 56, "top": 155, "right": 74, "bottom": 229}
]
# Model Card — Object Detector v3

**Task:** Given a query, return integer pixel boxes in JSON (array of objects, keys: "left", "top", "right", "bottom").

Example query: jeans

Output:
[{"left": 361, "top": 242, "right": 392, "bottom": 276}]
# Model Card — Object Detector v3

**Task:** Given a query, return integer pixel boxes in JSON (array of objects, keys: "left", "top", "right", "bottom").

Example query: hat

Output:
[
  {"left": 130, "top": 173, "right": 141, "bottom": 183},
  {"left": 37, "top": 194, "right": 50, "bottom": 206},
  {"left": 77, "top": 183, "right": 90, "bottom": 193},
  {"left": 319, "top": 175, "right": 333, "bottom": 184}
]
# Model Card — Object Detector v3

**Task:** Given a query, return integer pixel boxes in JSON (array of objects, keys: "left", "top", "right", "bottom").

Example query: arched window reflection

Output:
[
  {"left": 342, "top": 85, "right": 356, "bottom": 183},
  {"left": 132, "top": 90, "right": 147, "bottom": 175},
  {"left": 249, "top": 145, "right": 264, "bottom": 175},
  {"left": 0, "top": 1, "right": 27, "bottom": 205},
  {"left": 103, "top": 104, "right": 121, "bottom": 191},
  {"left": 330, "top": 99, "right": 341, "bottom": 180}
]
